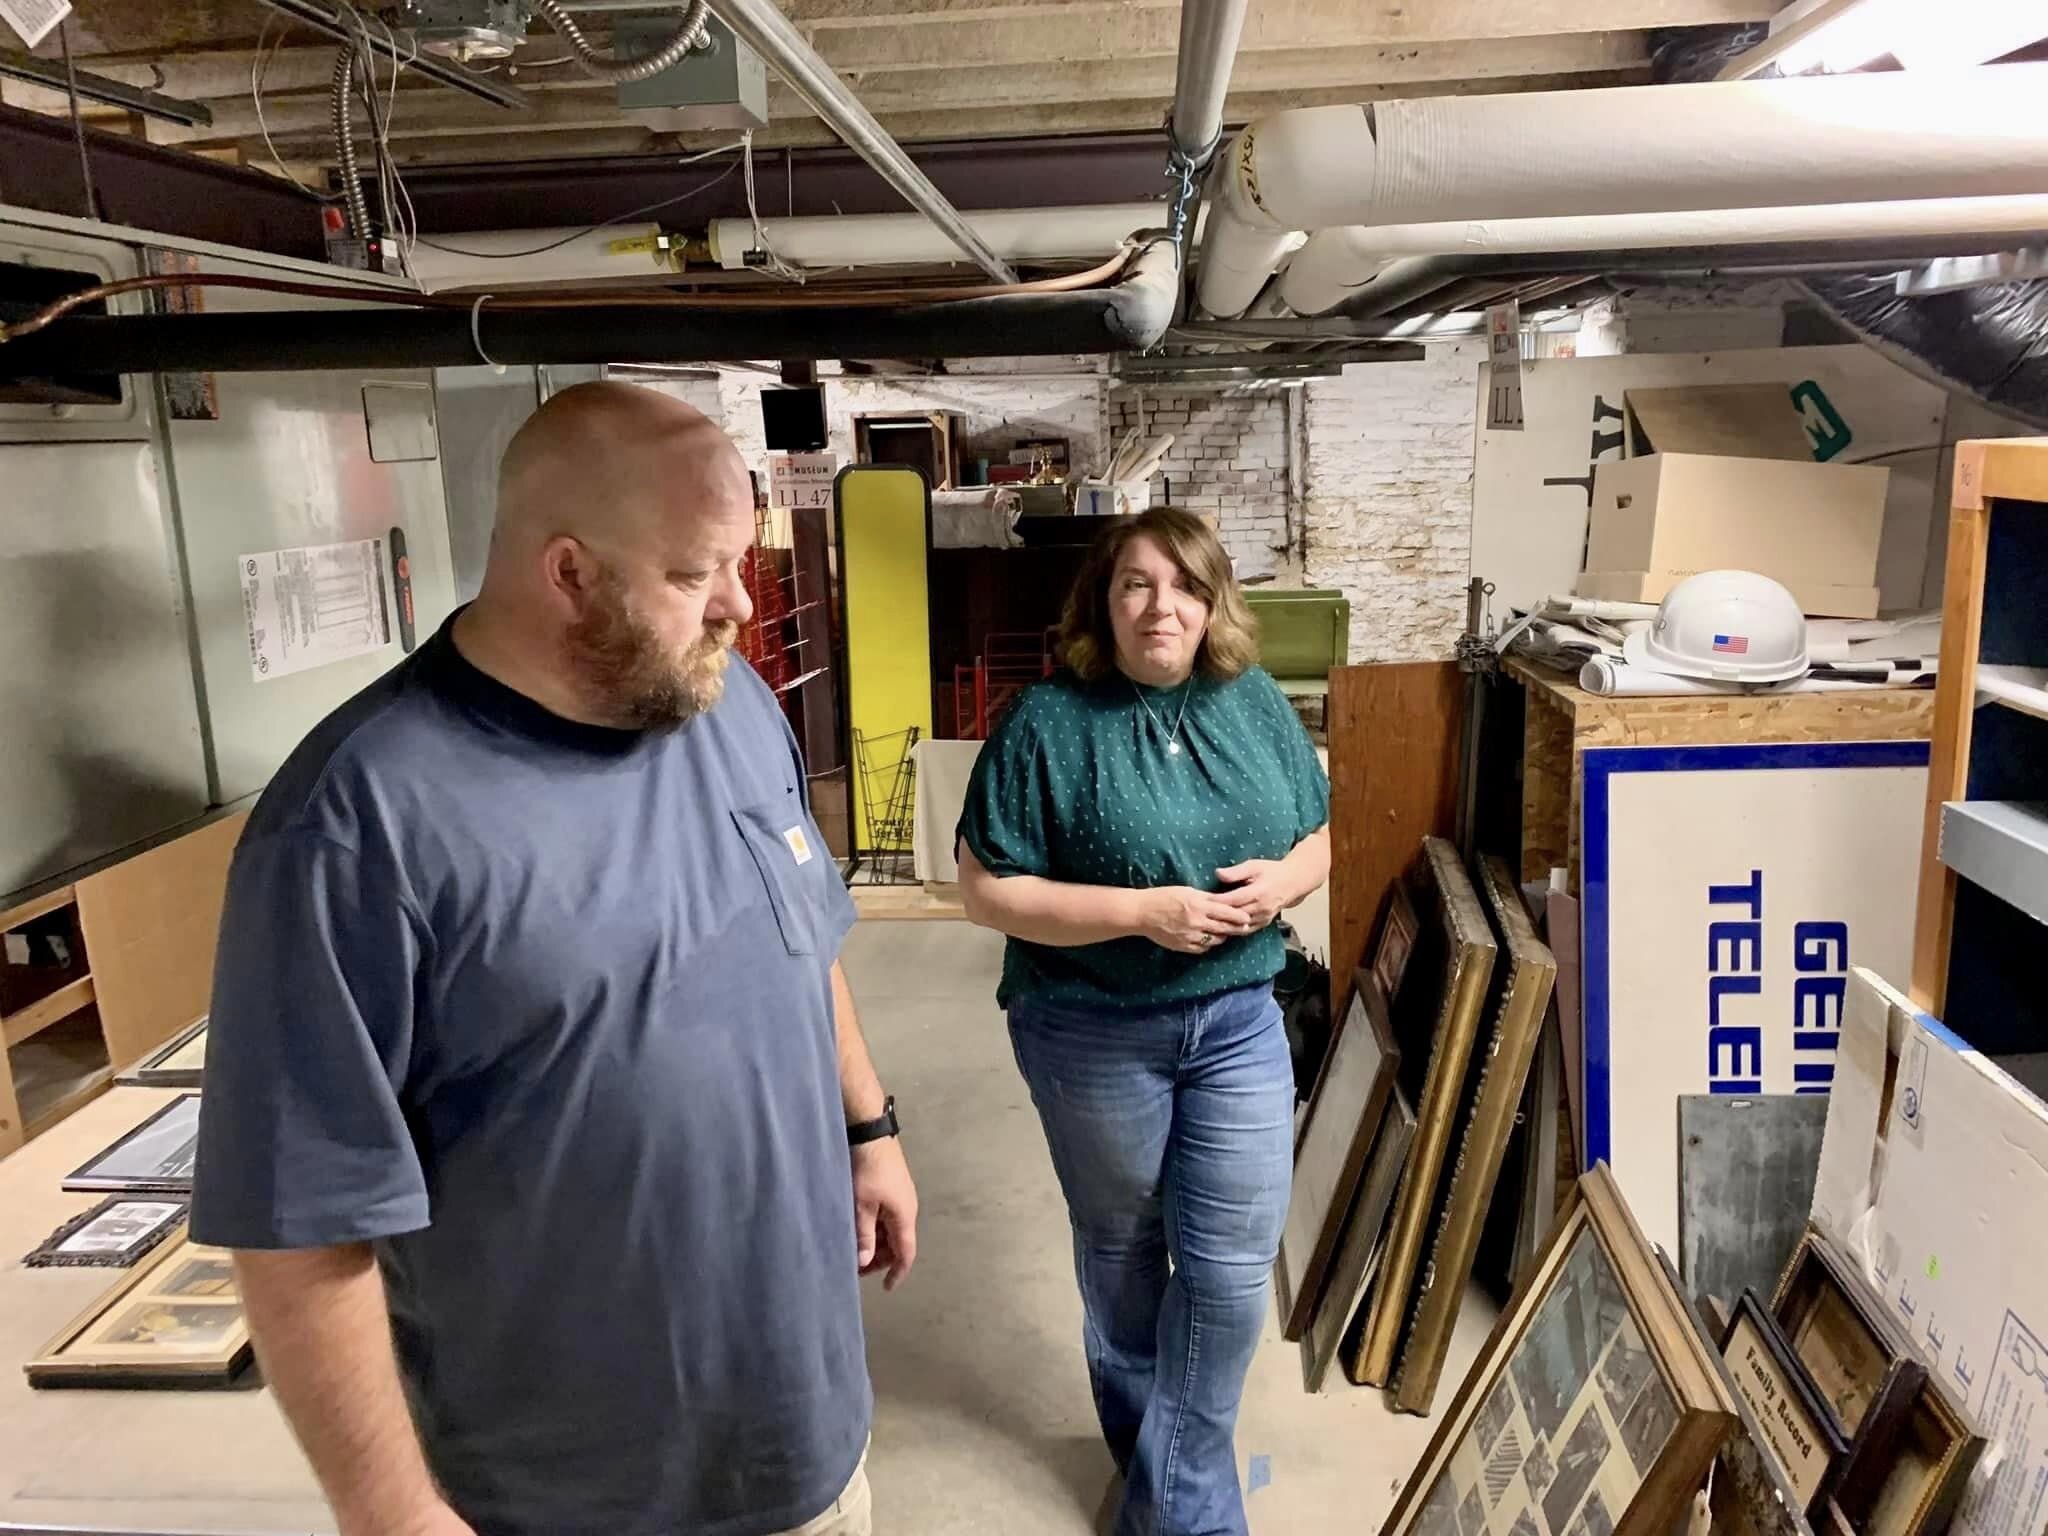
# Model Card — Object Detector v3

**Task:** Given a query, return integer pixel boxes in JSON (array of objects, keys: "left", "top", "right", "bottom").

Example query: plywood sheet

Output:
[
  {"left": 1328, "top": 662, "right": 1463, "bottom": 1014},
  {"left": 76, "top": 814, "right": 246, "bottom": 1071}
]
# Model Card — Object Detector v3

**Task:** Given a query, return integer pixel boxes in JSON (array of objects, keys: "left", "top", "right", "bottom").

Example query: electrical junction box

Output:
[{"left": 617, "top": 14, "right": 769, "bottom": 133}]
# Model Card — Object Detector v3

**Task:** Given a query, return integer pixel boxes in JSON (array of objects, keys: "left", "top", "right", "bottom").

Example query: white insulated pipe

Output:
[
  {"left": 706, "top": 203, "right": 1163, "bottom": 271},
  {"left": 407, "top": 204, "right": 1166, "bottom": 291},
  {"left": 1198, "top": 63, "right": 2048, "bottom": 318},
  {"left": 1263, "top": 194, "right": 2048, "bottom": 318}
]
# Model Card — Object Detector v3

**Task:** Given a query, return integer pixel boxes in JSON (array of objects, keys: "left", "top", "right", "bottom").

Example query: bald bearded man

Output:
[{"left": 191, "top": 382, "right": 913, "bottom": 1536}]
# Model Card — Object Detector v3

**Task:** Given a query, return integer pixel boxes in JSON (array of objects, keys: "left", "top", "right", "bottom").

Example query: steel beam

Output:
[
  {"left": 0, "top": 52, "right": 212, "bottom": 126},
  {"left": 253, "top": 0, "right": 531, "bottom": 110}
]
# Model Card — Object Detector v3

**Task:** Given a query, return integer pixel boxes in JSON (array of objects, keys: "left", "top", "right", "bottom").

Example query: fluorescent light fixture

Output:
[{"left": 1769, "top": 0, "right": 2047, "bottom": 73}]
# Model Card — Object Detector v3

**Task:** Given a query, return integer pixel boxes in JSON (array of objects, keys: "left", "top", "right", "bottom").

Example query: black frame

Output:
[
  {"left": 1720, "top": 1288, "right": 1851, "bottom": 1517},
  {"left": 114, "top": 1015, "right": 208, "bottom": 1090},
  {"left": 23, "top": 1195, "right": 189, "bottom": 1269},
  {"left": 63, "top": 1093, "right": 202, "bottom": 1194}
]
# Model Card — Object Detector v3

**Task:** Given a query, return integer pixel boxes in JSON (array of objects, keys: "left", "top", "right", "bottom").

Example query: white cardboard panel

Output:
[
  {"left": 1814, "top": 969, "right": 2048, "bottom": 1536},
  {"left": 1581, "top": 740, "right": 1927, "bottom": 1254}
]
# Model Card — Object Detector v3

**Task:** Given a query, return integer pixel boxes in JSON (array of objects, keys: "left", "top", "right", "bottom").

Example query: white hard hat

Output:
[{"left": 1621, "top": 570, "right": 1809, "bottom": 684}]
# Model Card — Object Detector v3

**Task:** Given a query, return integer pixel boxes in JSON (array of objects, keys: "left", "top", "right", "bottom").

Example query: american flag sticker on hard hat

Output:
[{"left": 1712, "top": 634, "right": 1750, "bottom": 655}]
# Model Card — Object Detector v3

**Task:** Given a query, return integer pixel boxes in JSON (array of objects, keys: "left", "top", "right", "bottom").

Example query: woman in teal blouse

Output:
[{"left": 956, "top": 507, "right": 1330, "bottom": 1536}]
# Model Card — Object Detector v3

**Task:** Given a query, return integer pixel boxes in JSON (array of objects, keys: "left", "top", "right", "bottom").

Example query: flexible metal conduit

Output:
[
  {"left": 330, "top": 47, "right": 370, "bottom": 240},
  {"left": 706, "top": 0, "right": 1017, "bottom": 284},
  {"left": 532, "top": 0, "right": 711, "bottom": 83}
]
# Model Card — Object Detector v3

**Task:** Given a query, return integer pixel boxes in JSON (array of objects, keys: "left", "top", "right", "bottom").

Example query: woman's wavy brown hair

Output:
[{"left": 1056, "top": 507, "right": 1259, "bottom": 683}]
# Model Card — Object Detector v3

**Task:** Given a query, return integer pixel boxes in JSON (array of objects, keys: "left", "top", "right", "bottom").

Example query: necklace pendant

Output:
[{"left": 1167, "top": 741, "right": 1182, "bottom": 756}]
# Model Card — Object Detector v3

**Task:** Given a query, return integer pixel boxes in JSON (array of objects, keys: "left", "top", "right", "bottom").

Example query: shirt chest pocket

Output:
[{"left": 731, "top": 800, "right": 819, "bottom": 956}]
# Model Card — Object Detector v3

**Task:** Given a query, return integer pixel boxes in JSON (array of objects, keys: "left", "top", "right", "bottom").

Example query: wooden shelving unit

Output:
[
  {"left": 0, "top": 809, "right": 247, "bottom": 1157},
  {"left": 1911, "top": 438, "right": 2048, "bottom": 1049},
  {"left": 0, "top": 886, "right": 110, "bottom": 1155}
]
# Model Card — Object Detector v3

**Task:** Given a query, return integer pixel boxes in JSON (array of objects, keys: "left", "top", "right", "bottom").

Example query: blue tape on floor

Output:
[{"left": 1248, "top": 1454, "right": 1271, "bottom": 1494}]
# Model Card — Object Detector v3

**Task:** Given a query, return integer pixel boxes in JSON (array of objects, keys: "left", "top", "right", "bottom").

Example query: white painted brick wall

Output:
[
  {"left": 1105, "top": 386, "right": 1292, "bottom": 578},
  {"left": 1304, "top": 341, "right": 1483, "bottom": 664}
]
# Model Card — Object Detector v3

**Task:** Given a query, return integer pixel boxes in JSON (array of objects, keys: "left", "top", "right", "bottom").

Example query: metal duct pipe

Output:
[
  {"left": 1164, "top": 0, "right": 1249, "bottom": 251},
  {"left": 1197, "top": 63, "right": 2048, "bottom": 317},
  {"left": 1259, "top": 194, "right": 2048, "bottom": 318},
  {"left": 2, "top": 243, "right": 1178, "bottom": 374},
  {"left": 1168, "top": 0, "right": 1249, "bottom": 167},
  {"left": 708, "top": 0, "right": 1017, "bottom": 284}
]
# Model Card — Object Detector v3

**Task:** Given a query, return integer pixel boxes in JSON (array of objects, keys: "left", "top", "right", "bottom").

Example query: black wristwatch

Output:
[{"left": 847, "top": 1095, "right": 899, "bottom": 1147}]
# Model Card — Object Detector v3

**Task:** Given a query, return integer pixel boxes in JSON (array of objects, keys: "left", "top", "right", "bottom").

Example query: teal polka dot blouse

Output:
[{"left": 956, "top": 664, "right": 1330, "bottom": 1010}]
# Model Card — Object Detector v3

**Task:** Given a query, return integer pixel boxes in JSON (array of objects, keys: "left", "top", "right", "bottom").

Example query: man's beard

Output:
[{"left": 566, "top": 570, "right": 738, "bottom": 729}]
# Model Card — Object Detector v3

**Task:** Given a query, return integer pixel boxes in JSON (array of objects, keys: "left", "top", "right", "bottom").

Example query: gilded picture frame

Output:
[
  {"left": 1380, "top": 1165, "right": 1735, "bottom": 1536},
  {"left": 1393, "top": 853, "right": 1560, "bottom": 1415},
  {"left": 26, "top": 1230, "right": 253, "bottom": 1389},
  {"left": 1349, "top": 835, "right": 1497, "bottom": 1387}
]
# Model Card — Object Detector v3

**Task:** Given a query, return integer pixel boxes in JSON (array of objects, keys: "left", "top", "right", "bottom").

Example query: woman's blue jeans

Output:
[{"left": 1008, "top": 984, "right": 1295, "bottom": 1536}]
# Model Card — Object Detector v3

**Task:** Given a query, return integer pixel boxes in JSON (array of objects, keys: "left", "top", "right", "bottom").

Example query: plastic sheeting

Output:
[{"left": 1804, "top": 273, "right": 2048, "bottom": 430}]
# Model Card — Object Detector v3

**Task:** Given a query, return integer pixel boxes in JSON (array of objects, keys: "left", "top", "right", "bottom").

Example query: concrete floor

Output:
[{"left": 843, "top": 919, "right": 1500, "bottom": 1535}]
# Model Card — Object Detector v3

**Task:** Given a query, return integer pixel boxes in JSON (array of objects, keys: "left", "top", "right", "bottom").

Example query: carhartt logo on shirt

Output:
[{"left": 783, "top": 826, "right": 814, "bottom": 865}]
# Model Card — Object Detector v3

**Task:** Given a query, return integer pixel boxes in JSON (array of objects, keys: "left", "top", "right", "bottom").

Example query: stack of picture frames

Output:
[
  {"left": 1382, "top": 1164, "right": 1736, "bottom": 1536},
  {"left": 1707, "top": 1224, "right": 1984, "bottom": 1536},
  {"left": 26, "top": 1228, "right": 254, "bottom": 1388},
  {"left": 1391, "top": 854, "right": 1560, "bottom": 1414},
  {"left": 1273, "top": 836, "right": 1494, "bottom": 1393}
]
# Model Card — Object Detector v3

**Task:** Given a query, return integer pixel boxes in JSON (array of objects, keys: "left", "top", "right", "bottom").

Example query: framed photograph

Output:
[
  {"left": 1771, "top": 1230, "right": 1983, "bottom": 1536},
  {"left": 1769, "top": 1230, "right": 1923, "bottom": 1446},
  {"left": 1393, "top": 854, "right": 1560, "bottom": 1415},
  {"left": 1350, "top": 836, "right": 1498, "bottom": 1387},
  {"left": 26, "top": 1231, "right": 253, "bottom": 1388},
  {"left": 1379, "top": 1164, "right": 1735, "bottom": 1536},
  {"left": 23, "top": 1196, "right": 188, "bottom": 1269},
  {"left": 63, "top": 1093, "right": 202, "bottom": 1194},
  {"left": 1371, "top": 882, "right": 1424, "bottom": 1006},
  {"left": 1301, "top": 1085, "right": 1416, "bottom": 1393},
  {"left": 115, "top": 1015, "right": 208, "bottom": 1089},
  {"left": 1720, "top": 1290, "right": 1849, "bottom": 1513},
  {"left": 1276, "top": 969, "right": 1402, "bottom": 1340}
]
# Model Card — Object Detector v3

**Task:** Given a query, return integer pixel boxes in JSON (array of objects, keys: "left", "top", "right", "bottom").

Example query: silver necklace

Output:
[{"left": 1132, "top": 677, "right": 1195, "bottom": 756}]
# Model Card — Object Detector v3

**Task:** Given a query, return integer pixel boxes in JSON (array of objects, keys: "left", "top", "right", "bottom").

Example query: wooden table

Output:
[
  {"left": 0, "top": 1087, "right": 327, "bottom": 1535},
  {"left": 1508, "top": 656, "right": 1938, "bottom": 892}
]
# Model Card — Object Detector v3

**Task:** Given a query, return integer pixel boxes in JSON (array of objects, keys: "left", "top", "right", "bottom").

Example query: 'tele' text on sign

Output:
[{"left": 1706, "top": 870, "right": 1850, "bottom": 1096}]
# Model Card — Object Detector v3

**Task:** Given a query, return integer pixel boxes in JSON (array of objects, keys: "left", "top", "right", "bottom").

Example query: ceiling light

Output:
[{"left": 1768, "top": 0, "right": 2047, "bottom": 73}]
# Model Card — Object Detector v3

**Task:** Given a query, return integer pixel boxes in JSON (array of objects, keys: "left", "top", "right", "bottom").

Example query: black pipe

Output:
[{"left": 3, "top": 244, "right": 1181, "bottom": 376}]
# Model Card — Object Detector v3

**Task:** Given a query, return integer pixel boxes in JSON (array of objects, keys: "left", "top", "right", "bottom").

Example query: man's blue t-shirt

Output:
[{"left": 189, "top": 616, "right": 867, "bottom": 1536}]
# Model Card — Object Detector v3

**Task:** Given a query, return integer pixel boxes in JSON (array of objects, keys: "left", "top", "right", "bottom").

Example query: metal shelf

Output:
[
  {"left": 1940, "top": 800, "right": 2048, "bottom": 927},
  {"left": 1977, "top": 664, "right": 2048, "bottom": 723}
]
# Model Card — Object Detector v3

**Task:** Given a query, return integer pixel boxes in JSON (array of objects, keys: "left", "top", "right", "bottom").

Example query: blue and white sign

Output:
[{"left": 1582, "top": 740, "right": 1930, "bottom": 1252}]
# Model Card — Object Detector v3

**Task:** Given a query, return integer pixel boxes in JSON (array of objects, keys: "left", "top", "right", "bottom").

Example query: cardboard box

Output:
[
  {"left": 1576, "top": 385, "right": 1889, "bottom": 620},
  {"left": 1810, "top": 968, "right": 2048, "bottom": 1536}
]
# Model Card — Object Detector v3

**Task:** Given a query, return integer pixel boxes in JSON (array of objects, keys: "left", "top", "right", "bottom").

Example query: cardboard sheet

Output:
[{"left": 1812, "top": 969, "right": 2048, "bottom": 1536}]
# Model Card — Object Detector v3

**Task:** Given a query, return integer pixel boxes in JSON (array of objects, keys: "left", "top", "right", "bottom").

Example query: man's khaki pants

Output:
[{"left": 772, "top": 1454, "right": 871, "bottom": 1536}]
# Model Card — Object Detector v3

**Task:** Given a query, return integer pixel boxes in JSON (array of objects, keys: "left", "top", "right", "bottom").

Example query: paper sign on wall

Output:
[
  {"left": 1485, "top": 302, "right": 1524, "bottom": 431},
  {"left": 1580, "top": 740, "right": 1928, "bottom": 1254},
  {"left": 238, "top": 539, "right": 392, "bottom": 683},
  {"left": 769, "top": 452, "right": 836, "bottom": 511},
  {"left": 0, "top": 0, "right": 70, "bottom": 47}
]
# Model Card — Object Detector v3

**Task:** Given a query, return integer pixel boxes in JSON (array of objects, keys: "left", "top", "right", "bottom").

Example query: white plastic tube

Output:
[
  {"left": 1197, "top": 64, "right": 2048, "bottom": 317},
  {"left": 1270, "top": 193, "right": 2048, "bottom": 317},
  {"left": 408, "top": 204, "right": 1163, "bottom": 291},
  {"left": 707, "top": 203, "right": 1161, "bottom": 271}
]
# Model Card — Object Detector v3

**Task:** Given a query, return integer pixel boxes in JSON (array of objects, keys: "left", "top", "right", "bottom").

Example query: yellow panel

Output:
[{"left": 837, "top": 467, "right": 933, "bottom": 853}]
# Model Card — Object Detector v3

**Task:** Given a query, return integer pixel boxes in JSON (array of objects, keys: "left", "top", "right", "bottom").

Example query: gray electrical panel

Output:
[{"left": 0, "top": 207, "right": 459, "bottom": 900}]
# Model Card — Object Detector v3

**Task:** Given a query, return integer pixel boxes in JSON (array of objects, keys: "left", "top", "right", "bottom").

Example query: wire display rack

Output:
[{"left": 850, "top": 725, "right": 920, "bottom": 885}]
